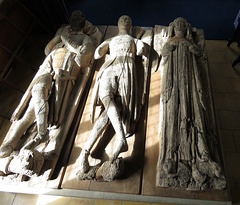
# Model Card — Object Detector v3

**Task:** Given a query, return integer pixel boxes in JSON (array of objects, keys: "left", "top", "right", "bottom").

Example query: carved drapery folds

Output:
[{"left": 155, "top": 17, "right": 226, "bottom": 190}]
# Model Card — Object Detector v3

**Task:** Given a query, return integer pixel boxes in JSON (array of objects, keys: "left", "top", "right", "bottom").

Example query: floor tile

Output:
[
  {"left": 205, "top": 40, "right": 240, "bottom": 54},
  {"left": 232, "top": 66, "right": 240, "bottom": 77},
  {"left": 209, "top": 63, "right": 239, "bottom": 79},
  {"left": 231, "top": 78, "right": 240, "bottom": 93},
  {"left": 123, "top": 201, "right": 149, "bottom": 205},
  {"left": 218, "top": 109, "right": 240, "bottom": 129},
  {"left": 224, "top": 152, "right": 240, "bottom": 179},
  {"left": 12, "top": 193, "right": 39, "bottom": 205},
  {"left": 150, "top": 203, "right": 177, "bottom": 205},
  {"left": 211, "top": 77, "right": 234, "bottom": 93},
  {"left": 36, "top": 195, "right": 69, "bottom": 205},
  {"left": 226, "top": 50, "right": 240, "bottom": 64},
  {"left": 228, "top": 178, "right": 240, "bottom": 204},
  {"left": 68, "top": 197, "right": 94, "bottom": 205},
  {"left": 232, "top": 131, "right": 240, "bottom": 152},
  {"left": 0, "top": 191, "right": 16, "bottom": 205},
  {"left": 225, "top": 93, "right": 240, "bottom": 110},
  {"left": 220, "top": 130, "right": 235, "bottom": 152},
  {"left": 212, "top": 92, "right": 227, "bottom": 109},
  {"left": 207, "top": 50, "right": 233, "bottom": 64},
  {"left": 95, "top": 199, "right": 122, "bottom": 205},
  {"left": 206, "top": 40, "right": 230, "bottom": 51}
]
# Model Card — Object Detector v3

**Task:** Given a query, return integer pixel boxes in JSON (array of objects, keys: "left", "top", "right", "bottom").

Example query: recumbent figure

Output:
[
  {"left": 77, "top": 15, "right": 149, "bottom": 181},
  {"left": 0, "top": 11, "right": 95, "bottom": 177}
]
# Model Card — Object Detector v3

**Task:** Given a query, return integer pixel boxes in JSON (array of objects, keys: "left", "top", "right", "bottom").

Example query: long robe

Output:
[{"left": 157, "top": 38, "right": 226, "bottom": 190}]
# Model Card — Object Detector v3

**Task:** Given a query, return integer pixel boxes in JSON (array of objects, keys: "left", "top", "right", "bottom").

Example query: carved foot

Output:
[
  {"left": 77, "top": 166, "right": 100, "bottom": 180},
  {"left": 0, "top": 144, "right": 13, "bottom": 158},
  {"left": 8, "top": 149, "right": 44, "bottom": 177},
  {"left": 96, "top": 158, "right": 124, "bottom": 181},
  {"left": 110, "top": 139, "right": 128, "bottom": 161},
  {"left": 76, "top": 149, "right": 90, "bottom": 176},
  {"left": 23, "top": 133, "right": 48, "bottom": 150}
]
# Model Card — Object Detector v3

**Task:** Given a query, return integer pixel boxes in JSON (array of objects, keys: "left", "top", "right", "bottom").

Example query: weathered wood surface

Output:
[
  {"left": 61, "top": 25, "right": 153, "bottom": 194},
  {"left": 142, "top": 25, "right": 230, "bottom": 201},
  {"left": 0, "top": 26, "right": 107, "bottom": 189}
]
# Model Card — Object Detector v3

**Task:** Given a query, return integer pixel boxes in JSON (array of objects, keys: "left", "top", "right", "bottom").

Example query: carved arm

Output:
[{"left": 94, "top": 40, "right": 110, "bottom": 59}]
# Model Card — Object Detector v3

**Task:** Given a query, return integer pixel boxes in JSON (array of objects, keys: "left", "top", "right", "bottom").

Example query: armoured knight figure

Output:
[
  {"left": 0, "top": 11, "right": 94, "bottom": 176},
  {"left": 77, "top": 15, "right": 148, "bottom": 180}
]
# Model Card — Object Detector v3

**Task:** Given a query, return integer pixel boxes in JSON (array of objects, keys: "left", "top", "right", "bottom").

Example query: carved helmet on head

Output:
[{"left": 70, "top": 10, "right": 86, "bottom": 32}]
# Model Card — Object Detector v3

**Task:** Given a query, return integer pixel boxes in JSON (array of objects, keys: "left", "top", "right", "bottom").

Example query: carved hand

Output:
[
  {"left": 161, "top": 42, "right": 176, "bottom": 56},
  {"left": 166, "top": 43, "right": 176, "bottom": 51}
]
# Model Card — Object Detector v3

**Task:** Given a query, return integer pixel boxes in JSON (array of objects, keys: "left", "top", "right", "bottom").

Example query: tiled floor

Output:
[
  {"left": 206, "top": 40, "right": 240, "bottom": 205},
  {"left": 0, "top": 192, "right": 176, "bottom": 205},
  {"left": 1, "top": 40, "right": 240, "bottom": 205}
]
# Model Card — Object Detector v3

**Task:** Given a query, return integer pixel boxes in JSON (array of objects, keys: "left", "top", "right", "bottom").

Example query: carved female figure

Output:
[{"left": 157, "top": 17, "right": 226, "bottom": 190}]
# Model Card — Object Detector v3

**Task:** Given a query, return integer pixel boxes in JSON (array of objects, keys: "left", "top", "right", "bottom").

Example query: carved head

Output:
[
  {"left": 168, "top": 17, "right": 193, "bottom": 41},
  {"left": 118, "top": 15, "right": 132, "bottom": 33},
  {"left": 70, "top": 10, "right": 86, "bottom": 32}
]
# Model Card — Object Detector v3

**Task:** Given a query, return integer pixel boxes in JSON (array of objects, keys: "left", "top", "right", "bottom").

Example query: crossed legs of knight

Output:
[
  {"left": 0, "top": 74, "right": 52, "bottom": 176},
  {"left": 77, "top": 68, "right": 128, "bottom": 179}
]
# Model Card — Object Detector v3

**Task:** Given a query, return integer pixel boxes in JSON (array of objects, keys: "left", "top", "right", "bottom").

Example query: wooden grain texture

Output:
[
  {"left": 62, "top": 25, "right": 153, "bottom": 194},
  {"left": 142, "top": 26, "right": 230, "bottom": 202}
]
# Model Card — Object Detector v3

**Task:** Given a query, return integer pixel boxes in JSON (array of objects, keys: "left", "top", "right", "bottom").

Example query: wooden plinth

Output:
[{"left": 62, "top": 25, "right": 153, "bottom": 194}]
